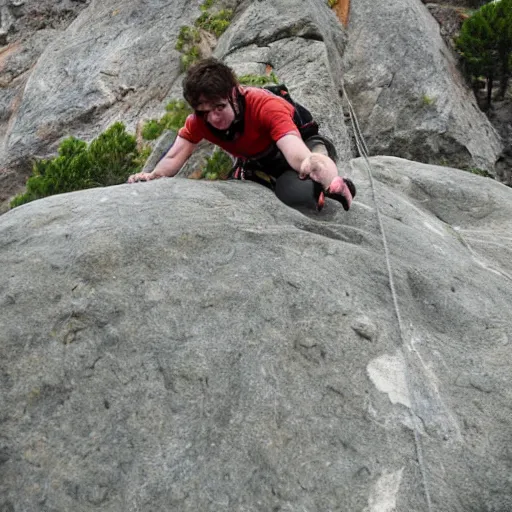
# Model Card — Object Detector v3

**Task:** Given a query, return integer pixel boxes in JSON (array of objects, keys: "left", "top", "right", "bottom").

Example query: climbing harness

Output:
[{"left": 340, "top": 81, "right": 434, "bottom": 512}]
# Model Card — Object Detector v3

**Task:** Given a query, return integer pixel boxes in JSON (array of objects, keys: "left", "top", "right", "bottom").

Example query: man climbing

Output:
[{"left": 127, "top": 58, "right": 355, "bottom": 211}]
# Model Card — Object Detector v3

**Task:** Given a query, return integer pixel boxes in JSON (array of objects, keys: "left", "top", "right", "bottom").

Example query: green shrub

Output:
[
  {"left": 175, "top": 2, "right": 234, "bottom": 70},
  {"left": 238, "top": 73, "right": 279, "bottom": 86},
  {"left": 195, "top": 9, "right": 233, "bottom": 38},
  {"left": 327, "top": 0, "right": 338, "bottom": 7},
  {"left": 87, "top": 122, "right": 140, "bottom": 186},
  {"left": 10, "top": 122, "right": 145, "bottom": 208},
  {"left": 421, "top": 94, "right": 436, "bottom": 106},
  {"left": 164, "top": 99, "right": 192, "bottom": 126},
  {"left": 141, "top": 119, "right": 164, "bottom": 141},
  {"left": 175, "top": 26, "right": 200, "bottom": 52},
  {"left": 200, "top": 0, "right": 215, "bottom": 11},
  {"left": 201, "top": 148, "right": 233, "bottom": 180},
  {"left": 466, "top": 167, "right": 494, "bottom": 178},
  {"left": 133, "top": 145, "right": 152, "bottom": 170},
  {"left": 181, "top": 46, "right": 201, "bottom": 71},
  {"left": 142, "top": 100, "right": 192, "bottom": 141}
]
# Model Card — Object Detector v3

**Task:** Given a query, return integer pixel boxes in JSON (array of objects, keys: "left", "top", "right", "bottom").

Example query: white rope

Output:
[{"left": 339, "top": 81, "right": 434, "bottom": 512}]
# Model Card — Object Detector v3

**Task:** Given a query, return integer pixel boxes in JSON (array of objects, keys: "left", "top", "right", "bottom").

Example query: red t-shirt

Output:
[{"left": 178, "top": 87, "right": 300, "bottom": 159}]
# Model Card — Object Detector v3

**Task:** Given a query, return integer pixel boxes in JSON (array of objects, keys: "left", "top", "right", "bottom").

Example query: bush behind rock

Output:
[{"left": 10, "top": 122, "right": 145, "bottom": 208}]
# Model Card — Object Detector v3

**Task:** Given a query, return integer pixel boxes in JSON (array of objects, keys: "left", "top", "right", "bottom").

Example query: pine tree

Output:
[
  {"left": 494, "top": 0, "right": 512, "bottom": 97},
  {"left": 456, "top": 0, "right": 512, "bottom": 108}
]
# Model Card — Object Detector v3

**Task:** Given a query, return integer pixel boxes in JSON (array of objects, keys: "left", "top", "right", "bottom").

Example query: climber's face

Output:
[{"left": 195, "top": 96, "right": 235, "bottom": 130}]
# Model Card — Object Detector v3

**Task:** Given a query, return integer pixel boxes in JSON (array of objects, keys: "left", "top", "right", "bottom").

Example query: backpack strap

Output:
[{"left": 264, "top": 84, "right": 319, "bottom": 139}]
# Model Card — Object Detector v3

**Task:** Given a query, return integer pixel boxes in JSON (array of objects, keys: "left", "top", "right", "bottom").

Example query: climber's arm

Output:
[{"left": 127, "top": 136, "right": 196, "bottom": 183}]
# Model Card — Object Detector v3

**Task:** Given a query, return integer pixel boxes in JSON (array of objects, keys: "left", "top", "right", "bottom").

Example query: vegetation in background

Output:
[
  {"left": 456, "top": 0, "right": 512, "bottom": 108},
  {"left": 10, "top": 123, "right": 145, "bottom": 208},
  {"left": 421, "top": 94, "right": 436, "bottom": 106},
  {"left": 175, "top": 26, "right": 200, "bottom": 52},
  {"left": 327, "top": 0, "right": 339, "bottom": 7},
  {"left": 466, "top": 166, "right": 494, "bottom": 178},
  {"left": 201, "top": 148, "right": 233, "bottom": 180},
  {"left": 142, "top": 100, "right": 192, "bottom": 141},
  {"left": 238, "top": 73, "right": 279, "bottom": 86},
  {"left": 133, "top": 145, "right": 152, "bottom": 170},
  {"left": 195, "top": 8, "right": 233, "bottom": 38},
  {"left": 175, "top": 26, "right": 201, "bottom": 71},
  {"left": 175, "top": 0, "right": 233, "bottom": 70}
]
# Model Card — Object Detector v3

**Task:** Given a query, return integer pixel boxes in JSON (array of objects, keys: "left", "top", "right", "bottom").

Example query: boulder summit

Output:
[{"left": 1, "top": 156, "right": 512, "bottom": 510}]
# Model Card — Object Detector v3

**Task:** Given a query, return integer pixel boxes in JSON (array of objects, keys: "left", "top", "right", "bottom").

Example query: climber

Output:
[{"left": 127, "top": 58, "right": 355, "bottom": 211}]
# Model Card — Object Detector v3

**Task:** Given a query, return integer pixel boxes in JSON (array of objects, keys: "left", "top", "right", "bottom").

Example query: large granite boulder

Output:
[
  {"left": 342, "top": 0, "right": 502, "bottom": 173},
  {"left": 1, "top": 157, "right": 511, "bottom": 511}
]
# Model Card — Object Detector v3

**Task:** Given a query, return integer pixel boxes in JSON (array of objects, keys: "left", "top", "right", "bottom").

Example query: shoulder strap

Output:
[{"left": 263, "top": 83, "right": 318, "bottom": 138}]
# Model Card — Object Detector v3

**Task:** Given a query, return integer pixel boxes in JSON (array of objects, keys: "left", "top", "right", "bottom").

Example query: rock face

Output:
[
  {"left": 342, "top": 0, "right": 502, "bottom": 173},
  {"left": 422, "top": 3, "right": 466, "bottom": 44},
  {"left": 1, "top": 0, "right": 192, "bottom": 171},
  {"left": 0, "top": 0, "right": 91, "bottom": 209},
  {"left": 1, "top": 157, "right": 512, "bottom": 511}
]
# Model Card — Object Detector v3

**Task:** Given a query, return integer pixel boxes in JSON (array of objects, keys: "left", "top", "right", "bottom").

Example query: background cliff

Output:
[{"left": 0, "top": 0, "right": 508, "bottom": 212}]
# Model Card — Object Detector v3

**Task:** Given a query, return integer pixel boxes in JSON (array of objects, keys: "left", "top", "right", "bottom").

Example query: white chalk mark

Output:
[
  {"left": 367, "top": 352, "right": 411, "bottom": 408},
  {"left": 365, "top": 468, "right": 404, "bottom": 512}
]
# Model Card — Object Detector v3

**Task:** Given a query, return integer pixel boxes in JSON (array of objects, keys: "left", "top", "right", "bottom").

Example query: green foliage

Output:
[
  {"left": 133, "top": 145, "right": 152, "bottom": 170},
  {"left": 175, "top": 26, "right": 200, "bottom": 52},
  {"left": 175, "top": 1, "right": 233, "bottom": 70},
  {"left": 87, "top": 122, "right": 140, "bottom": 186},
  {"left": 175, "top": 26, "right": 201, "bottom": 70},
  {"left": 200, "top": 0, "right": 215, "bottom": 11},
  {"left": 456, "top": 0, "right": 512, "bottom": 106},
  {"left": 327, "top": 0, "right": 338, "bottom": 7},
  {"left": 238, "top": 73, "right": 280, "bottom": 86},
  {"left": 141, "top": 119, "right": 163, "bottom": 141},
  {"left": 466, "top": 167, "right": 494, "bottom": 177},
  {"left": 142, "top": 100, "right": 192, "bottom": 141},
  {"left": 10, "top": 122, "right": 145, "bottom": 208},
  {"left": 421, "top": 94, "right": 436, "bottom": 106},
  {"left": 201, "top": 148, "right": 233, "bottom": 180},
  {"left": 195, "top": 9, "right": 233, "bottom": 38},
  {"left": 181, "top": 46, "right": 201, "bottom": 71}
]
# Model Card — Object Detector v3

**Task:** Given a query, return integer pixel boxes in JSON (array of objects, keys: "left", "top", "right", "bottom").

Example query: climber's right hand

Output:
[{"left": 127, "top": 172, "right": 156, "bottom": 183}]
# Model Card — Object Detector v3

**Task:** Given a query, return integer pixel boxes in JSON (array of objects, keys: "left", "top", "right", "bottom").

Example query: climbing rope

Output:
[{"left": 339, "top": 81, "right": 434, "bottom": 512}]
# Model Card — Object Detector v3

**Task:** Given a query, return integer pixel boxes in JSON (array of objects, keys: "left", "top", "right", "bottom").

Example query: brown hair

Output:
[{"left": 182, "top": 58, "right": 239, "bottom": 109}]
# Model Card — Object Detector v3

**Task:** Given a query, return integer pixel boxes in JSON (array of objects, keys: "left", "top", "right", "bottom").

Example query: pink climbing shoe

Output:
[{"left": 325, "top": 176, "right": 356, "bottom": 211}]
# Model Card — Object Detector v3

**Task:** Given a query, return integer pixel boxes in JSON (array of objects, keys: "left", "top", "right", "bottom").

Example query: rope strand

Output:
[{"left": 340, "top": 81, "right": 433, "bottom": 512}]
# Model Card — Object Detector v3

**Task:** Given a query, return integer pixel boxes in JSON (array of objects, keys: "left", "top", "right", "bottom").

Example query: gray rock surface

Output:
[
  {"left": 342, "top": 0, "right": 503, "bottom": 173},
  {"left": 0, "top": 0, "right": 91, "bottom": 190},
  {"left": 423, "top": 3, "right": 465, "bottom": 44},
  {"left": 1, "top": 0, "right": 192, "bottom": 172},
  {"left": 1, "top": 156, "right": 512, "bottom": 511}
]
